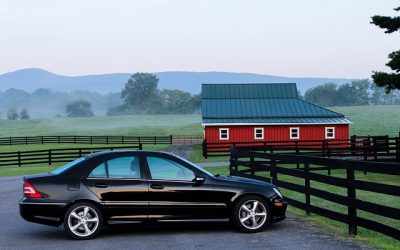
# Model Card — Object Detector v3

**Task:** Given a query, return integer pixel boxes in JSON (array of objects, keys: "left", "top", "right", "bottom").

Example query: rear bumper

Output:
[{"left": 19, "top": 199, "right": 66, "bottom": 227}]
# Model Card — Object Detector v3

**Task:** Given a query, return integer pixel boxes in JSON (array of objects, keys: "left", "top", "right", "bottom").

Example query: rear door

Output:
[
  {"left": 84, "top": 154, "right": 148, "bottom": 220},
  {"left": 143, "top": 153, "right": 215, "bottom": 219}
]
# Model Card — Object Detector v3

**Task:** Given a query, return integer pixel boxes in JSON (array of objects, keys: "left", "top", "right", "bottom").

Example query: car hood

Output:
[{"left": 215, "top": 175, "right": 273, "bottom": 187}]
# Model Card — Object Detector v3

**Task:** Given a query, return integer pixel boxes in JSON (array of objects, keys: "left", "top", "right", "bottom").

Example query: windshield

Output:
[
  {"left": 173, "top": 154, "right": 215, "bottom": 177},
  {"left": 51, "top": 157, "right": 86, "bottom": 175}
]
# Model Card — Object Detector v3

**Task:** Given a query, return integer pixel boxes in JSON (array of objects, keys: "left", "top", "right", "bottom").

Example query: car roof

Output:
[{"left": 85, "top": 150, "right": 174, "bottom": 159}]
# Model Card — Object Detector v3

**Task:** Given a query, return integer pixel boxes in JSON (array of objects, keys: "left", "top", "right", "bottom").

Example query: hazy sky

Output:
[{"left": 0, "top": 0, "right": 399, "bottom": 78}]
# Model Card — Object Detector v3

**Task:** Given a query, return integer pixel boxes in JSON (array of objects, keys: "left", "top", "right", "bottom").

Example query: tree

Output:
[
  {"left": 336, "top": 80, "right": 370, "bottom": 106},
  {"left": 304, "top": 83, "right": 338, "bottom": 107},
  {"left": 159, "top": 89, "right": 197, "bottom": 114},
  {"left": 19, "top": 107, "right": 30, "bottom": 120},
  {"left": 121, "top": 73, "right": 161, "bottom": 114},
  {"left": 371, "top": 7, "right": 400, "bottom": 92},
  {"left": 65, "top": 99, "right": 95, "bottom": 117},
  {"left": 6, "top": 107, "right": 19, "bottom": 120}
]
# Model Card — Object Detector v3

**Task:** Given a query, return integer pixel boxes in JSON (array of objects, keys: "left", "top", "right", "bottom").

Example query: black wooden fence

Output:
[
  {"left": 229, "top": 148, "right": 400, "bottom": 240},
  {"left": 0, "top": 145, "right": 142, "bottom": 167},
  {"left": 203, "top": 135, "right": 400, "bottom": 162},
  {"left": 0, "top": 135, "right": 172, "bottom": 146}
]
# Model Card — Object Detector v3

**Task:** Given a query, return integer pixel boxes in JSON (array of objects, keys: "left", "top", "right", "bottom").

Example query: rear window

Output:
[{"left": 51, "top": 157, "right": 86, "bottom": 175}]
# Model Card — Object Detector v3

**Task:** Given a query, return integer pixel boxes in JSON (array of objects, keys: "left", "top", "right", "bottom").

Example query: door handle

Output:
[
  {"left": 94, "top": 183, "right": 108, "bottom": 188},
  {"left": 150, "top": 184, "right": 164, "bottom": 190}
]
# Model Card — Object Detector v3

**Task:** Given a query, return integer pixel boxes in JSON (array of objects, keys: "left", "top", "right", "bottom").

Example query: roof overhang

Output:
[{"left": 202, "top": 122, "right": 352, "bottom": 127}]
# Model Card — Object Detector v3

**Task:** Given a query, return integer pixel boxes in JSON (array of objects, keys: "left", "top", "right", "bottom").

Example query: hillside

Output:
[{"left": 0, "top": 68, "right": 355, "bottom": 94}]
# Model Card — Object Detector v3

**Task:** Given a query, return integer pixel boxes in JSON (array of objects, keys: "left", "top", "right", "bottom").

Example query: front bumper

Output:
[
  {"left": 271, "top": 198, "right": 288, "bottom": 223},
  {"left": 19, "top": 198, "right": 66, "bottom": 227}
]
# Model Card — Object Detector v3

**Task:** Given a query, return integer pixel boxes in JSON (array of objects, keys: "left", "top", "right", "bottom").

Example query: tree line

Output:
[
  {"left": 304, "top": 79, "right": 400, "bottom": 107},
  {"left": 1, "top": 73, "right": 399, "bottom": 119}
]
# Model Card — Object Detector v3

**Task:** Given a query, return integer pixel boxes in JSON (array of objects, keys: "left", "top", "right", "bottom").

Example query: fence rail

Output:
[
  {"left": 0, "top": 145, "right": 142, "bottom": 167},
  {"left": 229, "top": 148, "right": 400, "bottom": 240},
  {"left": 0, "top": 135, "right": 172, "bottom": 146},
  {"left": 203, "top": 135, "right": 400, "bottom": 162}
]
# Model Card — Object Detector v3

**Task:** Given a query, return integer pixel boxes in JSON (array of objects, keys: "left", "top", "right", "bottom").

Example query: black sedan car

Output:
[{"left": 20, "top": 150, "right": 287, "bottom": 240}]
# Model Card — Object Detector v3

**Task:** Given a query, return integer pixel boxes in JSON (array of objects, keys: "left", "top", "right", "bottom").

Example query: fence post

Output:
[
  {"left": 202, "top": 139, "right": 208, "bottom": 158},
  {"left": 322, "top": 140, "right": 327, "bottom": 157},
  {"left": 139, "top": 143, "right": 143, "bottom": 150},
  {"left": 170, "top": 135, "right": 173, "bottom": 144},
  {"left": 396, "top": 137, "right": 400, "bottom": 161},
  {"left": 106, "top": 136, "right": 109, "bottom": 144},
  {"left": 9, "top": 137, "right": 12, "bottom": 146},
  {"left": 138, "top": 137, "right": 141, "bottom": 145},
  {"left": 122, "top": 136, "right": 125, "bottom": 144},
  {"left": 347, "top": 167, "right": 357, "bottom": 236},
  {"left": 250, "top": 156, "right": 255, "bottom": 175},
  {"left": 25, "top": 136, "right": 28, "bottom": 145},
  {"left": 18, "top": 151, "right": 21, "bottom": 167},
  {"left": 41, "top": 136, "right": 44, "bottom": 144},
  {"left": 154, "top": 136, "right": 157, "bottom": 145},
  {"left": 48, "top": 150, "right": 52, "bottom": 165},
  {"left": 350, "top": 135, "right": 356, "bottom": 156},
  {"left": 78, "top": 149, "right": 82, "bottom": 157},
  {"left": 90, "top": 136, "right": 92, "bottom": 145},
  {"left": 270, "top": 159, "right": 277, "bottom": 184},
  {"left": 304, "top": 162, "right": 310, "bottom": 215},
  {"left": 57, "top": 136, "right": 60, "bottom": 144}
]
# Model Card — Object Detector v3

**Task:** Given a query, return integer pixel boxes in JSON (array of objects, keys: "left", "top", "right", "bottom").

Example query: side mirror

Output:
[{"left": 193, "top": 176, "right": 205, "bottom": 185}]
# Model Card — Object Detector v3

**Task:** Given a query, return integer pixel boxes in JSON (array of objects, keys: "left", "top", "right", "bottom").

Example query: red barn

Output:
[{"left": 202, "top": 83, "right": 350, "bottom": 144}]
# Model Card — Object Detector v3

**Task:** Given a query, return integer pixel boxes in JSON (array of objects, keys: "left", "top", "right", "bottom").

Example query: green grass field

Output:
[
  {"left": 0, "top": 105, "right": 399, "bottom": 137},
  {"left": 0, "top": 105, "right": 398, "bottom": 249}
]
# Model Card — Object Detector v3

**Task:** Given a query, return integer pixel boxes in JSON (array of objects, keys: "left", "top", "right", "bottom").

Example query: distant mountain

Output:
[{"left": 0, "top": 68, "right": 356, "bottom": 94}]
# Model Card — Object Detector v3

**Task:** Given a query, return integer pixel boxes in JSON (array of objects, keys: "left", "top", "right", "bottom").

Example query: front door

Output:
[
  {"left": 144, "top": 154, "right": 215, "bottom": 219},
  {"left": 84, "top": 155, "right": 148, "bottom": 220}
]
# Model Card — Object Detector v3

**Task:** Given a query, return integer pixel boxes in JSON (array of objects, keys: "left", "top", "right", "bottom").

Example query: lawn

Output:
[
  {"left": 0, "top": 115, "right": 202, "bottom": 137},
  {"left": 0, "top": 105, "right": 397, "bottom": 250}
]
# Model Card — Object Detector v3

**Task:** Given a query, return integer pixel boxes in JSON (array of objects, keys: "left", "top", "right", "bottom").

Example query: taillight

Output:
[{"left": 23, "top": 180, "right": 42, "bottom": 198}]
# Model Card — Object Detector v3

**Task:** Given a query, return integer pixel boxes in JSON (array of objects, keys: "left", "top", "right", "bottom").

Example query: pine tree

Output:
[{"left": 371, "top": 7, "right": 400, "bottom": 92}]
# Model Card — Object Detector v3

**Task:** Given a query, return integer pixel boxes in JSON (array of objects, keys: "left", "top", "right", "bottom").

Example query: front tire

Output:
[
  {"left": 232, "top": 196, "right": 270, "bottom": 233},
  {"left": 63, "top": 202, "right": 103, "bottom": 240}
]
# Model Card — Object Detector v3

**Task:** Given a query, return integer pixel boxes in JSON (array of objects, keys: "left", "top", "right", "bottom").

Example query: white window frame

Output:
[
  {"left": 290, "top": 127, "right": 300, "bottom": 139},
  {"left": 219, "top": 128, "right": 229, "bottom": 140},
  {"left": 254, "top": 127, "right": 264, "bottom": 140},
  {"left": 325, "top": 127, "right": 335, "bottom": 139}
]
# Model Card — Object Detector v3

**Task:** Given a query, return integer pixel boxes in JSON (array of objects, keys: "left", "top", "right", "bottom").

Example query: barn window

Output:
[
  {"left": 219, "top": 128, "right": 229, "bottom": 140},
  {"left": 325, "top": 127, "right": 335, "bottom": 139},
  {"left": 290, "top": 127, "right": 299, "bottom": 139},
  {"left": 254, "top": 128, "right": 264, "bottom": 139}
]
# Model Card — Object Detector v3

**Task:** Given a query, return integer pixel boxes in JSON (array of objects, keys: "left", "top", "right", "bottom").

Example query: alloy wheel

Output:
[
  {"left": 238, "top": 200, "right": 267, "bottom": 230},
  {"left": 67, "top": 205, "right": 100, "bottom": 237}
]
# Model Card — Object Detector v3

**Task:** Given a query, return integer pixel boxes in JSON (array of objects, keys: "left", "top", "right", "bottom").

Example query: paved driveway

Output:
[{"left": 0, "top": 176, "right": 372, "bottom": 250}]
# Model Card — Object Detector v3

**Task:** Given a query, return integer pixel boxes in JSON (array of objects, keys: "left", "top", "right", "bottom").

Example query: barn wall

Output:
[{"left": 204, "top": 124, "right": 349, "bottom": 143}]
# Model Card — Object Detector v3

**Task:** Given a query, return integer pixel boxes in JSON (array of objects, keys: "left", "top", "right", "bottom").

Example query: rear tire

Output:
[
  {"left": 63, "top": 202, "right": 103, "bottom": 240},
  {"left": 232, "top": 196, "right": 270, "bottom": 233}
]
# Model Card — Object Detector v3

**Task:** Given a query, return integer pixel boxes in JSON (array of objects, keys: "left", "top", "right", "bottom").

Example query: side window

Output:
[
  {"left": 325, "top": 127, "right": 335, "bottom": 139},
  {"left": 254, "top": 128, "right": 264, "bottom": 139},
  {"left": 88, "top": 156, "right": 141, "bottom": 179},
  {"left": 219, "top": 128, "right": 229, "bottom": 140},
  {"left": 89, "top": 163, "right": 107, "bottom": 178},
  {"left": 290, "top": 127, "right": 299, "bottom": 139},
  {"left": 146, "top": 156, "right": 195, "bottom": 181},
  {"left": 108, "top": 156, "right": 141, "bottom": 178}
]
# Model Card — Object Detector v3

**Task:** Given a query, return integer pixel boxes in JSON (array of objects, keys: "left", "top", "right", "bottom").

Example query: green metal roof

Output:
[
  {"left": 202, "top": 83, "right": 298, "bottom": 99},
  {"left": 202, "top": 83, "right": 349, "bottom": 124}
]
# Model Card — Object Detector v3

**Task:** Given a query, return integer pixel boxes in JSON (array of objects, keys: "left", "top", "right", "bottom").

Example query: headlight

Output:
[{"left": 273, "top": 187, "right": 283, "bottom": 198}]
